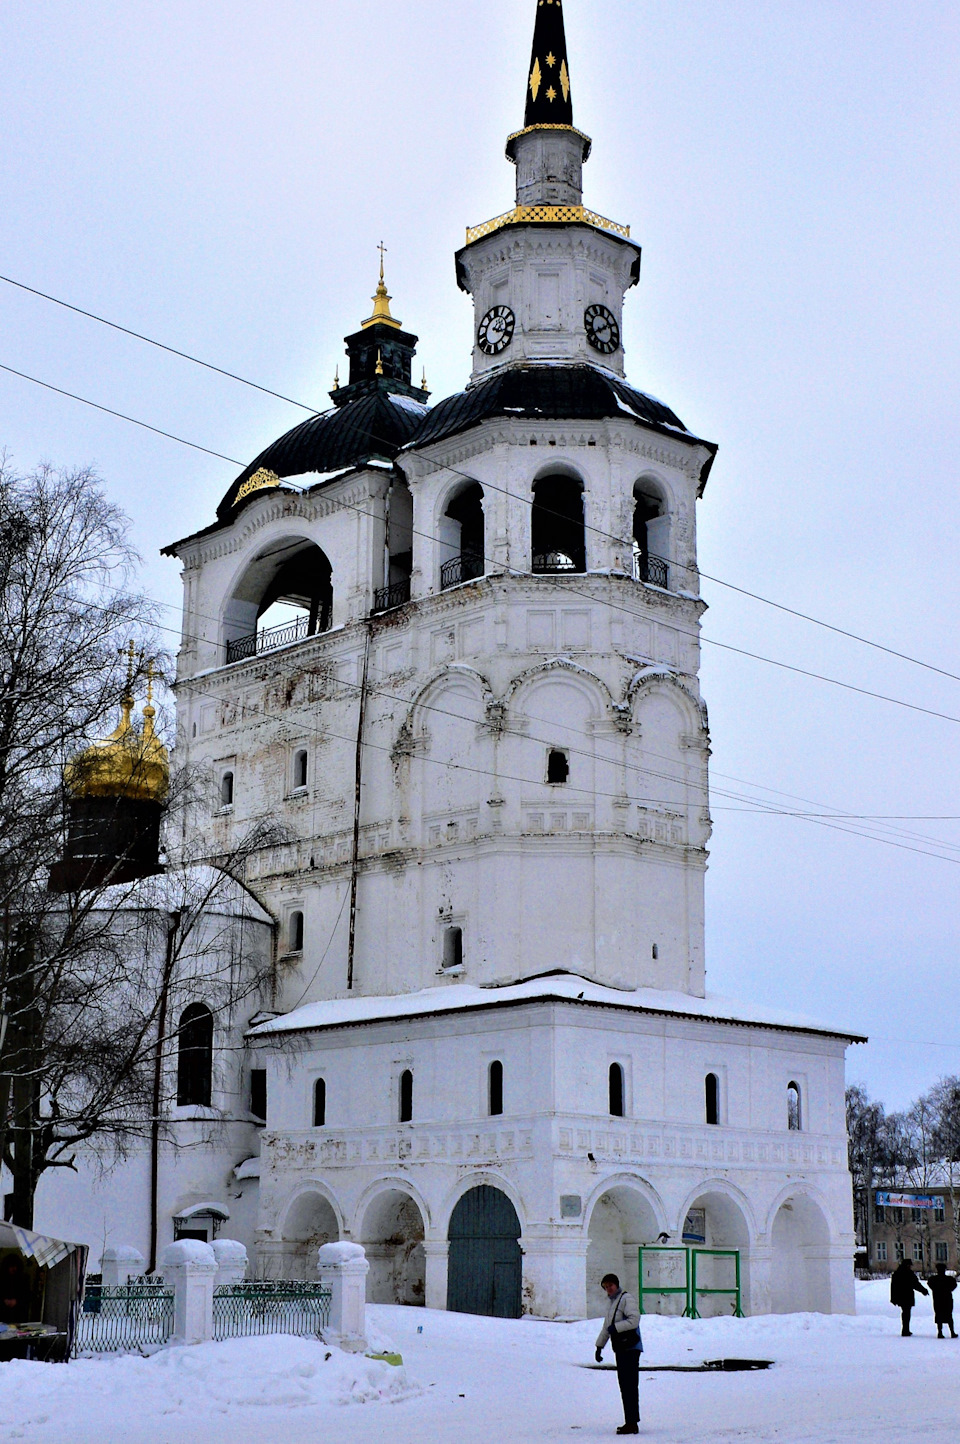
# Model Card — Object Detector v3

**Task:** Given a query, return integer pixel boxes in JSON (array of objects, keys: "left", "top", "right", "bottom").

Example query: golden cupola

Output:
[
  {"left": 67, "top": 673, "right": 169, "bottom": 806},
  {"left": 50, "top": 649, "right": 169, "bottom": 891}
]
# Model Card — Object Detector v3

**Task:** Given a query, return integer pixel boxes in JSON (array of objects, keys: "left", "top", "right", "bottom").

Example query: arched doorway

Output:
[
  {"left": 447, "top": 1185, "right": 522, "bottom": 1318},
  {"left": 280, "top": 1191, "right": 339, "bottom": 1281},
  {"left": 359, "top": 1189, "right": 426, "bottom": 1306},
  {"left": 683, "top": 1189, "right": 752, "bottom": 1317},
  {"left": 771, "top": 1194, "right": 832, "bottom": 1314},
  {"left": 587, "top": 1185, "right": 661, "bottom": 1313}
]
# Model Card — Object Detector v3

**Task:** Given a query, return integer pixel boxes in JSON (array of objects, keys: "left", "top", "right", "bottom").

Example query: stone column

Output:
[
  {"left": 317, "top": 1241, "right": 369, "bottom": 1353},
  {"left": 422, "top": 1239, "right": 449, "bottom": 1311},
  {"left": 522, "top": 1235, "right": 590, "bottom": 1320},
  {"left": 160, "top": 1240, "right": 218, "bottom": 1345},
  {"left": 211, "top": 1238, "right": 248, "bottom": 1288},
  {"left": 100, "top": 1246, "right": 146, "bottom": 1287}
]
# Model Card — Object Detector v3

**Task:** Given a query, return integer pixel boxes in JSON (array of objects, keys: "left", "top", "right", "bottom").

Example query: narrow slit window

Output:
[
  {"left": 489, "top": 1060, "right": 504, "bottom": 1117},
  {"left": 705, "top": 1072, "right": 720, "bottom": 1126},
  {"left": 547, "top": 749, "right": 570, "bottom": 785},
  {"left": 787, "top": 1081, "right": 802, "bottom": 1131},
  {"left": 249, "top": 1068, "right": 267, "bottom": 1121},
  {"left": 177, "top": 1003, "right": 214, "bottom": 1108},
  {"left": 442, "top": 926, "right": 463, "bottom": 971},
  {"left": 220, "top": 771, "right": 234, "bottom": 807},
  {"left": 293, "top": 749, "right": 308, "bottom": 790},
  {"left": 313, "top": 1078, "right": 326, "bottom": 1128},
  {"left": 609, "top": 1062, "right": 625, "bottom": 1118},
  {"left": 399, "top": 1069, "right": 413, "bottom": 1123},
  {"left": 289, "top": 910, "right": 304, "bottom": 953}
]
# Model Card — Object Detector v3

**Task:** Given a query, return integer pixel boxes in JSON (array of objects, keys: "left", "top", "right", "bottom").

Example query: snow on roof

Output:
[{"left": 249, "top": 972, "right": 865, "bottom": 1043}]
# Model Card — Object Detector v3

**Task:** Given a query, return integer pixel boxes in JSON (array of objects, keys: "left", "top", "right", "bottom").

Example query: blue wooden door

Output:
[{"left": 447, "top": 1185, "right": 522, "bottom": 1318}]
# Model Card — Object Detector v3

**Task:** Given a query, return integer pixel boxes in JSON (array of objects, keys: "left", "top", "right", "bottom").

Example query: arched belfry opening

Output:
[
  {"left": 532, "top": 472, "right": 586, "bottom": 574},
  {"left": 224, "top": 538, "right": 333, "bottom": 663},
  {"left": 633, "top": 479, "right": 670, "bottom": 588},
  {"left": 440, "top": 481, "right": 485, "bottom": 590}
]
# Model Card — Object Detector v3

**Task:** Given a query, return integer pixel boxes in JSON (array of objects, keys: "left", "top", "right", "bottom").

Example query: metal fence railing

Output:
[
  {"left": 75, "top": 1278, "right": 174, "bottom": 1354},
  {"left": 213, "top": 1281, "right": 332, "bottom": 1341}
]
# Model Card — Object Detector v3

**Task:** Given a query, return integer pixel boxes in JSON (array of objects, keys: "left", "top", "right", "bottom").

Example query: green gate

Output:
[
  {"left": 636, "top": 1246, "right": 743, "bottom": 1318},
  {"left": 447, "top": 1185, "right": 522, "bottom": 1318}
]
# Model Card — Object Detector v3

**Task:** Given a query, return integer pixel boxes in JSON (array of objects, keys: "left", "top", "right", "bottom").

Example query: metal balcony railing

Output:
[
  {"left": 532, "top": 551, "right": 583, "bottom": 575},
  {"left": 635, "top": 552, "right": 669, "bottom": 589},
  {"left": 372, "top": 577, "right": 412, "bottom": 613},
  {"left": 440, "top": 552, "right": 485, "bottom": 590}
]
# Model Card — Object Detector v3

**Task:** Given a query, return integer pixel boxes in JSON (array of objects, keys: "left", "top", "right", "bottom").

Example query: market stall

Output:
[{"left": 0, "top": 1221, "right": 87, "bottom": 1362}]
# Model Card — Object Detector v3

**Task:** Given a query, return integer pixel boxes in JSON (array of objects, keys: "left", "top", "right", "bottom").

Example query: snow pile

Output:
[{"left": 0, "top": 1336, "right": 419, "bottom": 1440}]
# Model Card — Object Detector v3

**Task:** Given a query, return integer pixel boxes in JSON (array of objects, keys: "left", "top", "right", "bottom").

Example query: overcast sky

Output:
[{"left": 3, "top": 1, "right": 959, "bottom": 1109}]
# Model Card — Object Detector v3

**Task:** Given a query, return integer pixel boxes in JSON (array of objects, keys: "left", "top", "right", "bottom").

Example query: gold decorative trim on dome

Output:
[
  {"left": 465, "top": 204, "right": 630, "bottom": 247},
  {"left": 235, "top": 467, "right": 281, "bottom": 505}
]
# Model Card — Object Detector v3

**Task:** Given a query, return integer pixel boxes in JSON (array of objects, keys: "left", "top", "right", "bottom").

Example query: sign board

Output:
[
  {"left": 682, "top": 1209, "right": 706, "bottom": 1244},
  {"left": 876, "top": 1192, "right": 940, "bottom": 1210}
]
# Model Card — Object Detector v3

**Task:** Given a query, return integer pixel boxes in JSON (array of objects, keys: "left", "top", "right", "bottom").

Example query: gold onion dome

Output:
[{"left": 67, "top": 661, "right": 169, "bottom": 806}]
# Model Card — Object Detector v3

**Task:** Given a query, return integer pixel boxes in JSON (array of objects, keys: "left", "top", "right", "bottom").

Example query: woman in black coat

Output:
[{"left": 890, "top": 1259, "right": 928, "bottom": 1336}]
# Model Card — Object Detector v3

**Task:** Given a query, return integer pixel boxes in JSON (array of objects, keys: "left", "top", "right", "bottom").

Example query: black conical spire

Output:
[{"left": 524, "top": 0, "right": 573, "bottom": 128}]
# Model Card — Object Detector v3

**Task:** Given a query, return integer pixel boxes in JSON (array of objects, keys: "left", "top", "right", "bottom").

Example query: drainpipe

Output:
[
  {"left": 149, "top": 909, "right": 181, "bottom": 1274},
  {"left": 346, "top": 626, "right": 372, "bottom": 991}
]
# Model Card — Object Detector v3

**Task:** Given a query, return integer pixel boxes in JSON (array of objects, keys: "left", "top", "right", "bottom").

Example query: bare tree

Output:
[
  {"left": 0, "top": 459, "right": 280, "bottom": 1229},
  {"left": 930, "top": 1076, "right": 960, "bottom": 1269}
]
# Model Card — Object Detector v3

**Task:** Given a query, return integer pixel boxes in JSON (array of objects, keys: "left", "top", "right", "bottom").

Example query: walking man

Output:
[
  {"left": 926, "top": 1263, "right": 958, "bottom": 1339},
  {"left": 595, "top": 1272, "right": 643, "bottom": 1435},
  {"left": 890, "top": 1257, "right": 928, "bottom": 1336}
]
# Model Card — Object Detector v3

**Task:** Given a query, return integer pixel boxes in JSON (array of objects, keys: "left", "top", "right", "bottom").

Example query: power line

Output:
[
  {"left": 0, "top": 362, "right": 245, "bottom": 466},
  {"left": 0, "top": 273, "right": 319, "bottom": 414}
]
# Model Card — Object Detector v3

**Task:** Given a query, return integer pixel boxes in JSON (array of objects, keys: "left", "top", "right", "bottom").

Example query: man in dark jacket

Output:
[
  {"left": 595, "top": 1273, "right": 643, "bottom": 1435},
  {"left": 890, "top": 1258, "right": 928, "bottom": 1336},
  {"left": 925, "top": 1263, "right": 958, "bottom": 1339}
]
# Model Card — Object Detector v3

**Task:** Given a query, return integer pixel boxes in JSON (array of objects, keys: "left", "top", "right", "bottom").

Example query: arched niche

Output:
[
  {"left": 632, "top": 475, "right": 672, "bottom": 588},
  {"left": 408, "top": 668, "right": 492, "bottom": 820},
  {"left": 222, "top": 535, "right": 334, "bottom": 662},
  {"left": 770, "top": 1193, "right": 833, "bottom": 1314},
  {"left": 358, "top": 1187, "right": 427, "bottom": 1306},
  {"left": 586, "top": 1183, "right": 662, "bottom": 1312},
  {"left": 439, "top": 479, "right": 485, "bottom": 590},
  {"left": 531, "top": 468, "right": 586, "bottom": 574}
]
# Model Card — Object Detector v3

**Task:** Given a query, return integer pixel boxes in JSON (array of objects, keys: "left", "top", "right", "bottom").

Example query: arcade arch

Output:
[
  {"left": 586, "top": 1183, "right": 661, "bottom": 1312},
  {"left": 532, "top": 470, "right": 586, "bottom": 573},
  {"left": 681, "top": 1186, "right": 753, "bottom": 1317},
  {"left": 632, "top": 476, "right": 671, "bottom": 586},
  {"left": 770, "top": 1192, "right": 833, "bottom": 1314},
  {"left": 358, "top": 1187, "right": 427, "bottom": 1306},
  {"left": 447, "top": 1184, "right": 522, "bottom": 1318},
  {"left": 278, "top": 1188, "right": 340, "bottom": 1281}
]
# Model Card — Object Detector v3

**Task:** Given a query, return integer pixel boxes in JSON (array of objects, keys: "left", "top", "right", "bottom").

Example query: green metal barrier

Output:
[
  {"left": 636, "top": 1246, "right": 743, "bottom": 1319},
  {"left": 637, "top": 1246, "right": 692, "bottom": 1317},
  {"left": 689, "top": 1248, "right": 744, "bottom": 1319}
]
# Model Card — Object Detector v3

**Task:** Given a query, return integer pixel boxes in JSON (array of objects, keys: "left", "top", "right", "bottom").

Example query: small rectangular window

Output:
[
  {"left": 313, "top": 1078, "right": 326, "bottom": 1128},
  {"left": 220, "top": 771, "right": 234, "bottom": 807},
  {"left": 935, "top": 1242, "right": 949, "bottom": 1264},
  {"left": 249, "top": 1069, "right": 267, "bottom": 1121},
  {"left": 289, "top": 911, "right": 304, "bottom": 953},
  {"left": 442, "top": 926, "right": 463, "bottom": 971},
  {"left": 874, "top": 1205, "right": 885, "bottom": 1224},
  {"left": 876, "top": 1241, "right": 887, "bottom": 1262},
  {"left": 489, "top": 1060, "right": 503, "bottom": 1117},
  {"left": 705, "top": 1073, "right": 720, "bottom": 1126},
  {"left": 293, "top": 749, "right": 308, "bottom": 790},
  {"left": 911, "top": 1207, "right": 922, "bottom": 1224},
  {"left": 934, "top": 1204, "right": 945, "bottom": 1223},
  {"left": 912, "top": 1242, "right": 924, "bottom": 1262},
  {"left": 399, "top": 1069, "right": 413, "bottom": 1123},
  {"left": 547, "top": 749, "right": 569, "bottom": 785},
  {"left": 609, "top": 1062, "right": 625, "bottom": 1118},
  {"left": 894, "top": 1241, "right": 905, "bottom": 1262}
]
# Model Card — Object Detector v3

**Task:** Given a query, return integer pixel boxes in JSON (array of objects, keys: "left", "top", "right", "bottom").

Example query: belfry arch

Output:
[
  {"left": 223, "top": 535, "right": 333, "bottom": 662},
  {"left": 531, "top": 468, "right": 586, "bottom": 574}
]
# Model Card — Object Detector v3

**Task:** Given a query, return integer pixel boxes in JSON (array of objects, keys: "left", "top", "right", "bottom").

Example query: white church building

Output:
[{"left": 38, "top": 1, "right": 862, "bottom": 1319}]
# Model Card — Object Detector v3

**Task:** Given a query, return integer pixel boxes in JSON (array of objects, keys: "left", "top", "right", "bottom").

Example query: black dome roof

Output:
[
  {"left": 412, "top": 365, "right": 713, "bottom": 470},
  {"left": 217, "top": 389, "right": 429, "bottom": 521}
]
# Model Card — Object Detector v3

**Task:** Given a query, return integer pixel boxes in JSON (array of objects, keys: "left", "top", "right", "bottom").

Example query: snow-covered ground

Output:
[{"left": 1, "top": 1282, "right": 957, "bottom": 1443}]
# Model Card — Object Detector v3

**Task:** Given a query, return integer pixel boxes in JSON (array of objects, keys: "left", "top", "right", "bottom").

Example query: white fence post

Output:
[
  {"left": 161, "top": 1240, "right": 218, "bottom": 1344},
  {"left": 100, "top": 1246, "right": 146, "bottom": 1286},
  {"left": 211, "top": 1238, "right": 248, "bottom": 1287},
  {"left": 317, "top": 1242, "right": 369, "bottom": 1353}
]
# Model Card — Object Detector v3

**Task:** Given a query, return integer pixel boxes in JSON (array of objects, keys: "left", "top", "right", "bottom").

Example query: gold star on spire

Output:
[
  {"left": 546, "top": 52, "right": 556, "bottom": 67},
  {"left": 529, "top": 58, "right": 542, "bottom": 102},
  {"left": 546, "top": 86, "right": 557, "bottom": 102}
]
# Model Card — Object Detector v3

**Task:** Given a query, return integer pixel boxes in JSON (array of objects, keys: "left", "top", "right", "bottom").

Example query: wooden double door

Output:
[{"left": 447, "top": 1185, "right": 522, "bottom": 1319}]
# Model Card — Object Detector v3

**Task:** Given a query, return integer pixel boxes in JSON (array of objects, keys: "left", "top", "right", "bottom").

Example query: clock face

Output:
[
  {"left": 477, "top": 305, "right": 516, "bottom": 356},
  {"left": 584, "top": 303, "right": 621, "bottom": 355}
]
